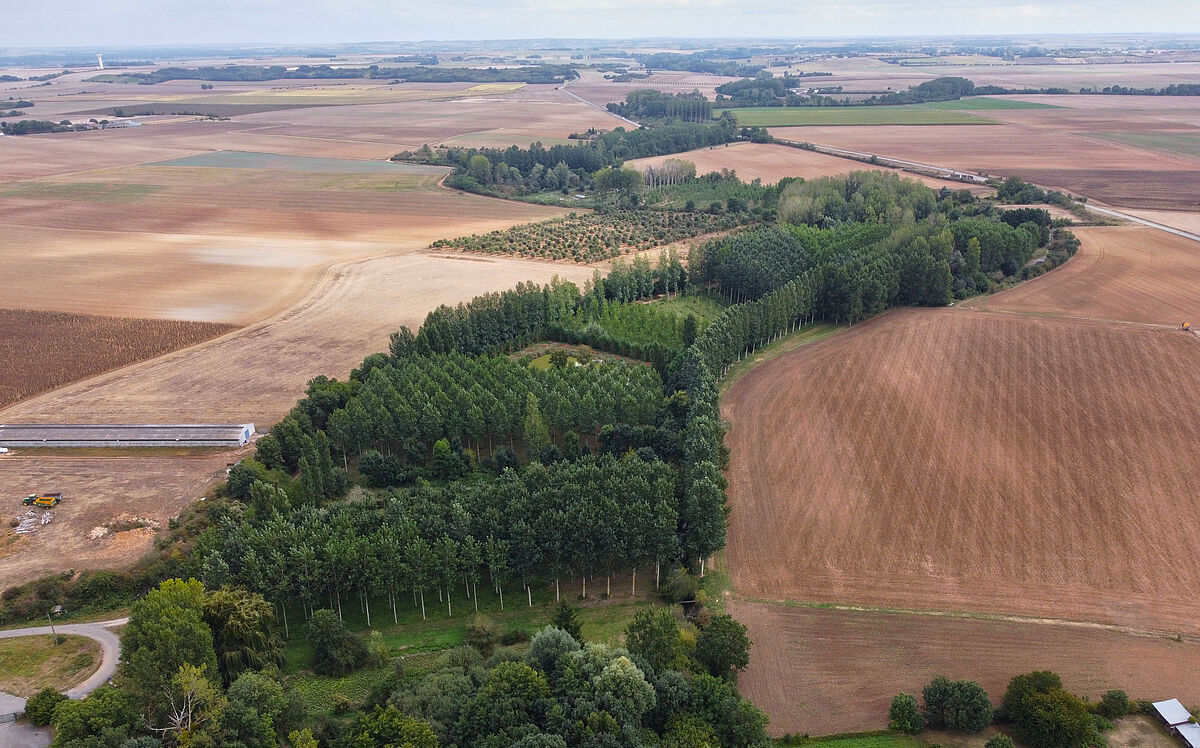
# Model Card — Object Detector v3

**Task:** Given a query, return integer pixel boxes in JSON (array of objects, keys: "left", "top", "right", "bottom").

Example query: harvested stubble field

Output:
[
  {"left": 626, "top": 142, "right": 993, "bottom": 193},
  {"left": 965, "top": 226, "right": 1200, "bottom": 325},
  {"left": 723, "top": 308, "right": 1200, "bottom": 635},
  {"left": 0, "top": 154, "right": 571, "bottom": 323},
  {"left": 0, "top": 453, "right": 237, "bottom": 592},
  {"left": 729, "top": 599, "right": 1200, "bottom": 737},
  {"left": 0, "top": 253, "right": 598, "bottom": 427},
  {"left": 0, "top": 309, "right": 235, "bottom": 408}
]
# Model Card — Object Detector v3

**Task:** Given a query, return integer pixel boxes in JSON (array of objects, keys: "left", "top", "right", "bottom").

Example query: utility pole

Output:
[{"left": 48, "top": 611, "right": 59, "bottom": 645}]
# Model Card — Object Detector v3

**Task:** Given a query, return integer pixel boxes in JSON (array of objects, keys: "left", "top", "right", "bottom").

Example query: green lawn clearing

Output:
[
  {"left": 649, "top": 292, "right": 729, "bottom": 326},
  {"left": 0, "top": 634, "right": 101, "bottom": 698}
]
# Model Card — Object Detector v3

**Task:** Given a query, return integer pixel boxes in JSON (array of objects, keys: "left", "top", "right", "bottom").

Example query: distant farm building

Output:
[
  {"left": 0, "top": 423, "right": 255, "bottom": 448},
  {"left": 1154, "top": 698, "right": 1192, "bottom": 727}
]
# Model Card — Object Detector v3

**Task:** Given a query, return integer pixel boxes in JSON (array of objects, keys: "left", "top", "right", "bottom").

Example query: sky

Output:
[{"left": 4, "top": 0, "right": 1197, "bottom": 48}]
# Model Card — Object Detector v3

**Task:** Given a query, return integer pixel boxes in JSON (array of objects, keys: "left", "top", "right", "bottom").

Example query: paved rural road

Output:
[
  {"left": 558, "top": 79, "right": 641, "bottom": 128},
  {"left": 0, "top": 617, "right": 127, "bottom": 713}
]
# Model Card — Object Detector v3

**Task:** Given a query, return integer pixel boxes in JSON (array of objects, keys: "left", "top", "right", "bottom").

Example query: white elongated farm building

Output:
[{"left": 0, "top": 423, "right": 255, "bottom": 448}]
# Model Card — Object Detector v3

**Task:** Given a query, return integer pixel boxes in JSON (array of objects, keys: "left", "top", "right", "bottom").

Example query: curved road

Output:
[{"left": 0, "top": 617, "right": 126, "bottom": 707}]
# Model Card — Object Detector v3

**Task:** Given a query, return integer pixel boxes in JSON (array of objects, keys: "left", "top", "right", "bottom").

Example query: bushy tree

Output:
[
  {"left": 984, "top": 735, "right": 1015, "bottom": 748},
  {"left": 24, "top": 686, "right": 67, "bottom": 726},
  {"left": 1000, "top": 671, "right": 1097, "bottom": 748},
  {"left": 550, "top": 601, "right": 583, "bottom": 643},
  {"left": 50, "top": 685, "right": 141, "bottom": 747},
  {"left": 525, "top": 626, "right": 581, "bottom": 675},
  {"left": 889, "top": 692, "right": 924, "bottom": 733},
  {"left": 1098, "top": 689, "right": 1129, "bottom": 719},
  {"left": 695, "top": 614, "right": 750, "bottom": 679},
  {"left": 923, "top": 676, "right": 993, "bottom": 733},
  {"left": 204, "top": 585, "right": 286, "bottom": 685},
  {"left": 341, "top": 705, "right": 438, "bottom": 748},
  {"left": 625, "top": 607, "right": 681, "bottom": 672},
  {"left": 308, "top": 609, "right": 368, "bottom": 676},
  {"left": 118, "top": 579, "right": 219, "bottom": 722}
]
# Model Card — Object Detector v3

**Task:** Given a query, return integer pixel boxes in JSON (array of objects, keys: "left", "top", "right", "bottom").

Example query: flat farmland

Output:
[
  {"left": 626, "top": 142, "right": 992, "bottom": 193},
  {"left": 730, "top": 600, "right": 1200, "bottom": 737},
  {"left": 726, "top": 106, "right": 993, "bottom": 127},
  {"left": 723, "top": 308, "right": 1200, "bottom": 635},
  {"left": 0, "top": 154, "right": 571, "bottom": 323},
  {"left": 0, "top": 309, "right": 234, "bottom": 408},
  {"left": 0, "top": 453, "right": 236, "bottom": 592},
  {"left": 0, "top": 252, "right": 598, "bottom": 427},
  {"left": 769, "top": 117, "right": 1200, "bottom": 210},
  {"left": 965, "top": 226, "right": 1200, "bottom": 325}
]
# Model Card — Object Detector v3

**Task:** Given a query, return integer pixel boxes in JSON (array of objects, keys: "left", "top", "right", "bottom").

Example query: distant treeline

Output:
[
  {"left": 3, "top": 98, "right": 32, "bottom": 107},
  {"left": 633, "top": 52, "right": 762, "bottom": 77},
  {"left": 0, "top": 119, "right": 71, "bottom": 135},
  {"left": 978, "top": 82, "right": 1200, "bottom": 96},
  {"left": 90, "top": 63, "right": 578, "bottom": 85},
  {"left": 714, "top": 75, "right": 977, "bottom": 108}
]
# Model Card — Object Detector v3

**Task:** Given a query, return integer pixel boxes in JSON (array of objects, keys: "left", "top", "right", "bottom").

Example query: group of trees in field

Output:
[
  {"left": 606, "top": 89, "right": 714, "bottom": 122},
  {"left": 368, "top": 614, "right": 765, "bottom": 747},
  {"left": 889, "top": 671, "right": 1129, "bottom": 748},
  {"left": 35, "top": 579, "right": 300, "bottom": 748},
  {"left": 394, "top": 118, "right": 739, "bottom": 200},
  {"left": 0, "top": 119, "right": 72, "bottom": 135},
  {"left": 198, "top": 454, "right": 688, "bottom": 625},
  {"left": 631, "top": 52, "right": 763, "bottom": 77},
  {"left": 714, "top": 74, "right": 976, "bottom": 108}
]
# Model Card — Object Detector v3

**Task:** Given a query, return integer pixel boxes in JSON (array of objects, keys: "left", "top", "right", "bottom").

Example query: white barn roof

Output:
[
  {"left": 1179, "top": 723, "right": 1200, "bottom": 748},
  {"left": 1154, "top": 698, "right": 1192, "bottom": 726}
]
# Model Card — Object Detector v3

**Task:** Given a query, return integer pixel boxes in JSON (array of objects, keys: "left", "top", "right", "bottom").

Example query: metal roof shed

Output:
[
  {"left": 1154, "top": 698, "right": 1192, "bottom": 726},
  {"left": 1179, "top": 723, "right": 1200, "bottom": 748}
]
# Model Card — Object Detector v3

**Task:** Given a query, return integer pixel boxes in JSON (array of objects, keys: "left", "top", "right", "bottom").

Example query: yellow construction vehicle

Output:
[{"left": 21, "top": 493, "right": 61, "bottom": 508}]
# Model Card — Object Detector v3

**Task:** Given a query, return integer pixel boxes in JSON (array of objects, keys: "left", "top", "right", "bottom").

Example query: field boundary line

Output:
[{"left": 733, "top": 594, "right": 1200, "bottom": 645}]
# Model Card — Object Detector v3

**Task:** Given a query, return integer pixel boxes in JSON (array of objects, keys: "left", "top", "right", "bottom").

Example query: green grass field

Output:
[
  {"left": 725, "top": 106, "right": 992, "bottom": 127},
  {"left": 1093, "top": 131, "right": 1200, "bottom": 158},
  {"left": 918, "top": 97, "right": 1063, "bottom": 110},
  {"left": 0, "top": 634, "right": 101, "bottom": 698},
  {"left": 650, "top": 293, "right": 729, "bottom": 325}
]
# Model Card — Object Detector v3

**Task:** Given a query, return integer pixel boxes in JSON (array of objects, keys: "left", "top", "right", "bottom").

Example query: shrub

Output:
[
  {"left": 1001, "top": 671, "right": 1098, "bottom": 748},
  {"left": 464, "top": 615, "right": 499, "bottom": 657},
  {"left": 984, "top": 735, "right": 1015, "bottom": 748},
  {"left": 889, "top": 692, "right": 925, "bottom": 733},
  {"left": 923, "top": 676, "right": 994, "bottom": 733},
  {"left": 1097, "top": 689, "right": 1129, "bottom": 719},
  {"left": 499, "top": 628, "right": 531, "bottom": 646},
  {"left": 24, "top": 687, "right": 66, "bottom": 726},
  {"left": 307, "top": 609, "right": 369, "bottom": 676}
]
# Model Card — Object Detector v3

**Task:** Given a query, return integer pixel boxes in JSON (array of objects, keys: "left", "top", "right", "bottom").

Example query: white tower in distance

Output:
[{"left": 96, "top": 54, "right": 104, "bottom": 70}]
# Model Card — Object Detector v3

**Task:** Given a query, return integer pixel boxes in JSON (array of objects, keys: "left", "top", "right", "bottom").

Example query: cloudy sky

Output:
[{"left": 6, "top": 0, "right": 1196, "bottom": 48}]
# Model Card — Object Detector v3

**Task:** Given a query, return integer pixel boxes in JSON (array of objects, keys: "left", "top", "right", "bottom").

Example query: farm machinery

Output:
[{"left": 22, "top": 492, "right": 62, "bottom": 508}]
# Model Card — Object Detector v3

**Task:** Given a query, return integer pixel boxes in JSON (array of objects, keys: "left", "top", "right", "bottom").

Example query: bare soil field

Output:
[
  {"left": 768, "top": 94, "right": 1200, "bottom": 211},
  {"left": 1121, "top": 209, "right": 1200, "bottom": 236},
  {"left": 0, "top": 157, "right": 570, "bottom": 323},
  {"left": 966, "top": 226, "right": 1200, "bottom": 325},
  {"left": 626, "top": 142, "right": 992, "bottom": 193},
  {"left": 730, "top": 599, "right": 1200, "bottom": 737},
  {"left": 0, "top": 453, "right": 236, "bottom": 591},
  {"left": 0, "top": 253, "right": 598, "bottom": 427},
  {"left": 0, "top": 309, "right": 235, "bottom": 408},
  {"left": 723, "top": 308, "right": 1200, "bottom": 635}
]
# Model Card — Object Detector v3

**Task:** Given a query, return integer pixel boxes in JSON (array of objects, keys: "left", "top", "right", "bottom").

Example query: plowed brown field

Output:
[
  {"left": 0, "top": 309, "right": 234, "bottom": 408},
  {"left": 724, "top": 308, "right": 1200, "bottom": 634},
  {"left": 626, "top": 142, "right": 992, "bottom": 193},
  {"left": 730, "top": 600, "right": 1200, "bottom": 737},
  {"left": 966, "top": 226, "right": 1200, "bottom": 325}
]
